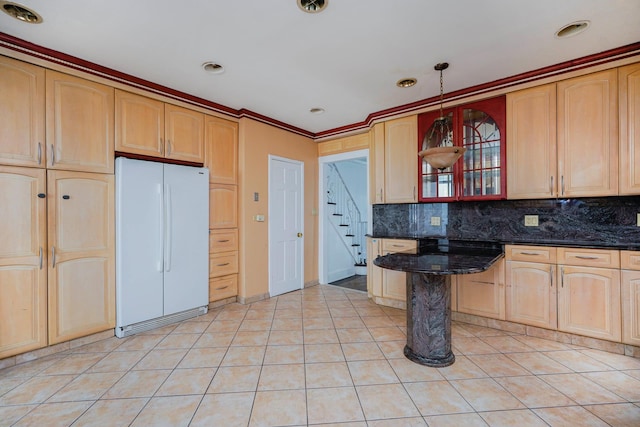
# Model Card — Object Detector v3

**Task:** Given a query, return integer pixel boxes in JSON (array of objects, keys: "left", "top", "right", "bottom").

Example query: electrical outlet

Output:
[
  {"left": 524, "top": 215, "right": 539, "bottom": 227},
  {"left": 430, "top": 216, "right": 441, "bottom": 226}
]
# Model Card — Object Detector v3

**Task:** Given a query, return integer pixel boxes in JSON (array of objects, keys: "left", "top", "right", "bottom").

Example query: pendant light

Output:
[{"left": 419, "top": 63, "right": 466, "bottom": 170}]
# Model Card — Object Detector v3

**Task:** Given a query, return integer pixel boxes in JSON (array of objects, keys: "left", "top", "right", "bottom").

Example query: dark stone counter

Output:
[{"left": 373, "top": 239, "right": 504, "bottom": 367}]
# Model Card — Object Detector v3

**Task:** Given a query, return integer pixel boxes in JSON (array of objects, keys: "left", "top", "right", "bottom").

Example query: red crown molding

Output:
[{"left": 1, "top": 31, "right": 639, "bottom": 141}]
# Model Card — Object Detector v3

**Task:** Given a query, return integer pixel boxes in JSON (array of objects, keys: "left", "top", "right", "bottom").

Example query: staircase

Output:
[{"left": 326, "top": 163, "right": 367, "bottom": 267}]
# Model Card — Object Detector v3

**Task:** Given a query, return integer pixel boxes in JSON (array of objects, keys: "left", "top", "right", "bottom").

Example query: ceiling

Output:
[{"left": 1, "top": 0, "right": 640, "bottom": 136}]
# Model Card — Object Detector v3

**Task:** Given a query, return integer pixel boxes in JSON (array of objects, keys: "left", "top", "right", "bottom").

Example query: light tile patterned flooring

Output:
[{"left": 2, "top": 284, "right": 640, "bottom": 426}]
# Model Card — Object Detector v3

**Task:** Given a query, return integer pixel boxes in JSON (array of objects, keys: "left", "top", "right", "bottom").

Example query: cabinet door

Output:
[
  {"left": 47, "top": 171, "right": 115, "bottom": 344},
  {"left": 204, "top": 116, "right": 238, "bottom": 184},
  {"left": 506, "top": 84, "right": 557, "bottom": 199},
  {"left": 210, "top": 274, "right": 238, "bottom": 302},
  {"left": 209, "top": 183, "right": 238, "bottom": 229},
  {"left": 0, "top": 167, "right": 47, "bottom": 358},
  {"left": 115, "top": 90, "right": 165, "bottom": 157},
  {"left": 46, "top": 71, "right": 114, "bottom": 173},
  {"left": 622, "top": 270, "right": 640, "bottom": 346},
  {"left": 382, "top": 269, "right": 407, "bottom": 300},
  {"left": 165, "top": 104, "right": 204, "bottom": 163},
  {"left": 369, "top": 124, "right": 385, "bottom": 204},
  {"left": 457, "top": 259, "right": 505, "bottom": 320},
  {"left": 557, "top": 69, "right": 618, "bottom": 197},
  {"left": 619, "top": 63, "right": 640, "bottom": 195},
  {"left": 506, "top": 261, "right": 556, "bottom": 329},
  {"left": 384, "top": 116, "right": 418, "bottom": 203},
  {"left": 0, "top": 57, "right": 45, "bottom": 168},
  {"left": 557, "top": 265, "right": 621, "bottom": 341},
  {"left": 366, "top": 237, "right": 382, "bottom": 296}
]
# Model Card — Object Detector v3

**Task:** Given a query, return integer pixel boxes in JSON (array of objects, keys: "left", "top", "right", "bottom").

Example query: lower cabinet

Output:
[
  {"left": 209, "top": 229, "right": 239, "bottom": 302},
  {"left": 47, "top": 170, "right": 115, "bottom": 344},
  {"left": 457, "top": 259, "right": 505, "bottom": 320},
  {"left": 367, "top": 238, "right": 417, "bottom": 307},
  {"left": 621, "top": 251, "right": 640, "bottom": 346}
]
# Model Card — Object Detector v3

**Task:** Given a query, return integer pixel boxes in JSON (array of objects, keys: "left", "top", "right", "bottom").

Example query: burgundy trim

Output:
[
  {"left": 2, "top": 32, "right": 639, "bottom": 140},
  {"left": 115, "top": 151, "right": 203, "bottom": 168}
]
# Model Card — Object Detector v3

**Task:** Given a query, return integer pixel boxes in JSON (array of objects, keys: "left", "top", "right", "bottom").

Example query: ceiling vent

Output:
[
  {"left": 0, "top": 1, "right": 42, "bottom": 23},
  {"left": 298, "top": 0, "right": 328, "bottom": 13}
]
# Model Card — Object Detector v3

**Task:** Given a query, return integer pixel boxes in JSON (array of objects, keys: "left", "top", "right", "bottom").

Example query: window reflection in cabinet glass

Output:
[{"left": 462, "top": 109, "right": 501, "bottom": 197}]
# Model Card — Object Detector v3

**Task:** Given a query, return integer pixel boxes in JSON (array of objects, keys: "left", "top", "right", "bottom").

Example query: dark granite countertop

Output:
[{"left": 373, "top": 239, "right": 504, "bottom": 275}]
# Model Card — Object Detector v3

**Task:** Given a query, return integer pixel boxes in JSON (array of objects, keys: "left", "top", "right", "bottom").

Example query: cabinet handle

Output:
[
  {"left": 216, "top": 262, "right": 230, "bottom": 267},
  {"left": 550, "top": 176, "right": 554, "bottom": 196},
  {"left": 575, "top": 255, "right": 599, "bottom": 260},
  {"left": 519, "top": 252, "right": 540, "bottom": 256},
  {"left": 560, "top": 266, "right": 564, "bottom": 288},
  {"left": 561, "top": 175, "right": 565, "bottom": 196},
  {"left": 379, "top": 189, "right": 383, "bottom": 202},
  {"left": 160, "top": 138, "right": 164, "bottom": 154},
  {"left": 51, "top": 246, "right": 56, "bottom": 268},
  {"left": 413, "top": 186, "right": 416, "bottom": 200},
  {"left": 215, "top": 285, "right": 230, "bottom": 291},
  {"left": 39, "top": 247, "right": 43, "bottom": 269},
  {"left": 471, "top": 280, "right": 495, "bottom": 285},
  {"left": 167, "top": 140, "right": 172, "bottom": 156},
  {"left": 549, "top": 265, "right": 554, "bottom": 288},
  {"left": 49, "top": 144, "right": 55, "bottom": 166},
  {"left": 37, "top": 142, "right": 42, "bottom": 165},
  {"left": 217, "top": 239, "right": 230, "bottom": 243}
]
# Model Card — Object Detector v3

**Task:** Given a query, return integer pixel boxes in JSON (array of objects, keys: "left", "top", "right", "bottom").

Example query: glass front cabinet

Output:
[{"left": 418, "top": 96, "right": 506, "bottom": 202}]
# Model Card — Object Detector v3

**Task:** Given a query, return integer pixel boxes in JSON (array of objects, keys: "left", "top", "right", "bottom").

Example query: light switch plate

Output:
[
  {"left": 430, "top": 216, "right": 441, "bottom": 226},
  {"left": 524, "top": 215, "right": 539, "bottom": 227},
  {"left": 254, "top": 214, "right": 265, "bottom": 222}
]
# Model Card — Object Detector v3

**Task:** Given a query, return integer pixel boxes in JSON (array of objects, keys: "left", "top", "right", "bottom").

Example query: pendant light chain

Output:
[{"left": 439, "top": 68, "right": 444, "bottom": 119}]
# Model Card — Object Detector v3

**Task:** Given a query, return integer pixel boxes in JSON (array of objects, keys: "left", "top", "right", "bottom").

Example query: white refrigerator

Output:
[{"left": 115, "top": 157, "right": 209, "bottom": 337}]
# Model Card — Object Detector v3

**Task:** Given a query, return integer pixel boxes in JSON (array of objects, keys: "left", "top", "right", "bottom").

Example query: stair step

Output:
[
  {"left": 339, "top": 224, "right": 349, "bottom": 227},
  {"left": 327, "top": 202, "right": 336, "bottom": 205},
  {"left": 345, "top": 234, "right": 354, "bottom": 237},
  {"left": 332, "top": 213, "right": 343, "bottom": 216},
  {"left": 351, "top": 244, "right": 360, "bottom": 247}
]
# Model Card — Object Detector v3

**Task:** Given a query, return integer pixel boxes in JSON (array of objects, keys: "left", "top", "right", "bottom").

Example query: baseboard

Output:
[
  {"left": 237, "top": 292, "right": 270, "bottom": 305},
  {"left": 304, "top": 280, "right": 319, "bottom": 288}
]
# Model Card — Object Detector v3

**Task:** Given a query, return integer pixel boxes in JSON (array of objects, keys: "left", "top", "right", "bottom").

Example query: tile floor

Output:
[{"left": 2, "top": 284, "right": 640, "bottom": 426}]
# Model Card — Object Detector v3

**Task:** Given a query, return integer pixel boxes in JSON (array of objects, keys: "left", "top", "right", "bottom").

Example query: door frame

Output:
[
  {"left": 268, "top": 155, "right": 304, "bottom": 296},
  {"left": 318, "top": 149, "right": 370, "bottom": 285}
]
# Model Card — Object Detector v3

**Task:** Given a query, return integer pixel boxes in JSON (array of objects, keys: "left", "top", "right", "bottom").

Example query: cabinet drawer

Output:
[
  {"left": 621, "top": 251, "right": 640, "bottom": 271},
  {"left": 209, "top": 251, "right": 238, "bottom": 277},
  {"left": 506, "top": 245, "right": 556, "bottom": 263},
  {"left": 557, "top": 248, "right": 619, "bottom": 268},
  {"left": 209, "top": 274, "right": 238, "bottom": 302},
  {"left": 381, "top": 239, "right": 417, "bottom": 254},
  {"left": 209, "top": 229, "right": 238, "bottom": 253}
]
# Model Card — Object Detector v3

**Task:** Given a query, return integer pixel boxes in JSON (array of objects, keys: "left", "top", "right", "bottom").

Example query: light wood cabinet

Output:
[
  {"left": 209, "top": 183, "right": 238, "bottom": 229},
  {"left": 457, "top": 258, "right": 505, "bottom": 320},
  {"left": 557, "top": 248, "right": 621, "bottom": 342},
  {"left": 47, "top": 170, "right": 115, "bottom": 344},
  {"left": 317, "top": 132, "right": 369, "bottom": 157},
  {"left": 0, "top": 166, "right": 47, "bottom": 359},
  {"left": 209, "top": 274, "right": 238, "bottom": 302},
  {"left": 0, "top": 56, "right": 45, "bottom": 168},
  {"left": 115, "top": 90, "right": 205, "bottom": 163},
  {"left": 557, "top": 69, "right": 619, "bottom": 197},
  {"left": 366, "top": 238, "right": 417, "bottom": 307},
  {"left": 506, "top": 245, "right": 557, "bottom": 329},
  {"left": 622, "top": 251, "right": 640, "bottom": 346},
  {"left": 165, "top": 103, "right": 204, "bottom": 163},
  {"left": 46, "top": 70, "right": 114, "bottom": 174},
  {"left": 366, "top": 237, "right": 383, "bottom": 297},
  {"left": 619, "top": 63, "right": 640, "bottom": 195},
  {"left": 384, "top": 116, "right": 418, "bottom": 203},
  {"left": 506, "top": 84, "right": 557, "bottom": 199},
  {"left": 204, "top": 116, "right": 238, "bottom": 184},
  {"left": 507, "top": 70, "right": 619, "bottom": 199},
  {"left": 209, "top": 229, "right": 239, "bottom": 303},
  {"left": 115, "top": 90, "right": 165, "bottom": 157},
  {"left": 369, "top": 124, "right": 385, "bottom": 204}
]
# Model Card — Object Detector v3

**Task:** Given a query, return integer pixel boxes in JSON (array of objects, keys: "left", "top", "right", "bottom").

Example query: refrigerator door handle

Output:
[
  {"left": 157, "top": 183, "right": 164, "bottom": 272},
  {"left": 164, "top": 183, "right": 172, "bottom": 272}
]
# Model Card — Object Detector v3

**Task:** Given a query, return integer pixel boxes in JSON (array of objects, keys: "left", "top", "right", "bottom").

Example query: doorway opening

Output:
[{"left": 318, "top": 149, "right": 369, "bottom": 292}]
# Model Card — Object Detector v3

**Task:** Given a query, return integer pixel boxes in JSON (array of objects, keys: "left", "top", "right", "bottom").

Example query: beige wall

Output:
[{"left": 238, "top": 118, "right": 318, "bottom": 300}]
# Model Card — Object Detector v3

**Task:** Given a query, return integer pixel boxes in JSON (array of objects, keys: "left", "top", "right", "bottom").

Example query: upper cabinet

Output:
[
  {"left": 370, "top": 116, "right": 418, "bottom": 204},
  {"left": 115, "top": 90, "right": 204, "bottom": 163},
  {"left": 0, "top": 56, "right": 45, "bottom": 168},
  {"left": 418, "top": 97, "right": 506, "bottom": 202},
  {"left": 317, "top": 132, "right": 370, "bottom": 157},
  {"left": 46, "top": 70, "right": 114, "bottom": 174},
  {"left": 204, "top": 115, "right": 238, "bottom": 184},
  {"left": 619, "top": 62, "right": 640, "bottom": 195},
  {"left": 507, "top": 69, "right": 619, "bottom": 199}
]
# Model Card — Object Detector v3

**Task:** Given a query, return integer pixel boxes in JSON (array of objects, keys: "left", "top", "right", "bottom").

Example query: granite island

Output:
[{"left": 374, "top": 239, "right": 504, "bottom": 367}]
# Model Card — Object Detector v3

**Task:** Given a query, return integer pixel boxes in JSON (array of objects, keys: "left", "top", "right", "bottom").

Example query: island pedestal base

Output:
[{"left": 404, "top": 273, "right": 455, "bottom": 367}]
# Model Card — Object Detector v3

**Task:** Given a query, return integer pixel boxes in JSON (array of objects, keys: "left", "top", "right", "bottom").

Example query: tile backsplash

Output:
[{"left": 372, "top": 196, "right": 640, "bottom": 249}]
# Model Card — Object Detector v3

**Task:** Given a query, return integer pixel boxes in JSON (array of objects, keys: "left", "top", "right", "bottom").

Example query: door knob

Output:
[{"left": 297, "top": 232, "right": 303, "bottom": 237}]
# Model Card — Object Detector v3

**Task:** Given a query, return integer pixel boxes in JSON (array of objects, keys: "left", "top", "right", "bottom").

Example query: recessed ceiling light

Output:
[
  {"left": 202, "top": 62, "right": 224, "bottom": 74},
  {"left": 310, "top": 107, "right": 325, "bottom": 114},
  {"left": 0, "top": 1, "right": 42, "bottom": 23},
  {"left": 397, "top": 78, "right": 417, "bottom": 88},
  {"left": 555, "top": 20, "right": 590, "bottom": 38},
  {"left": 298, "top": 0, "right": 328, "bottom": 13}
]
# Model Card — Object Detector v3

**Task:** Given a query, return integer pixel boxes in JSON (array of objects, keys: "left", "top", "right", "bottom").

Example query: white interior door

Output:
[{"left": 269, "top": 156, "right": 303, "bottom": 297}]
